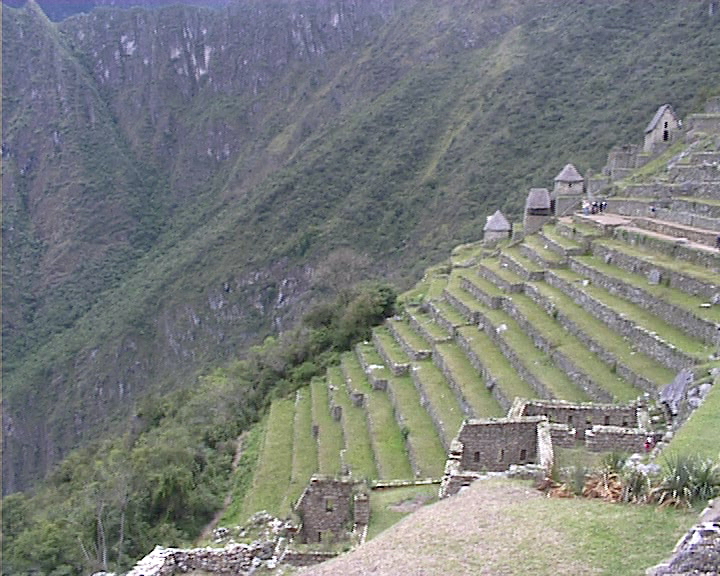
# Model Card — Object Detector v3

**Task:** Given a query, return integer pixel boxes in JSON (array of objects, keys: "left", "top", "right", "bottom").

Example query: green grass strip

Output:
[
  {"left": 282, "top": 388, "right": 319, "bottom": 512},
  {"left": 522, "top": 234, "right": 566, "bottom": 264},
  {"left": 572, "top": 254, "right": 720, "bottom": 324},
  {"left": 347, "top": 349, "right": 414, "bottom": 480},
  {"left": 240, "top": 397, "right": 295, "bottom": 519},
  {"left": 434, "top": 342, "right": 504, "bottom": 418},
  {"left": 664, "top": 370, "right": 720, "bottom": 460},
  {"left": 412, "top": 359, "right": 466, "bottom": 446},
  {"left": 510, "top": 293, "right": 640, "bottom": 401},
  {"left": 327, "top": 365, "right": 377, "bottom": 480},
  {"left": 530, "top": 280, "right": 675, "bottom": 390},
  {"left": 373, "top": 325, "right": 412, "bottom": 367},
  {"left": 311, "top": 377, "right": 344, "bottom": 476},
  {"left": 387, "top": 316, "right": 432, "bottom": 356},
  {"left": 479, "top": 257, "right": 527, "bottom": 286},
  {"left": 477, "top": 304, "right": 590, "bottom": 402},
  {"left": 503, "top": 244, "right": 546, "bottom": 274},
  {"left": 551, "top": 267, "right": 712, "bottom": 359},
  {"left": 456, "top": 325, "right": 537, "bottom": 403},
  {"left": 541, "top": 224, "right": 585, "bottom": 252},
  {"left": 387, "top": 374, "right": 447, "bottom": 478},
  {"left": 407, "top": 307, "right": 453, "bottom": 342}
]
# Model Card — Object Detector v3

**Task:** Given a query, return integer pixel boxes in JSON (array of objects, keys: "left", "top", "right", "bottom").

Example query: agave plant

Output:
[{"left": 651, "top": 454, "right": 720, "bottom": 508}]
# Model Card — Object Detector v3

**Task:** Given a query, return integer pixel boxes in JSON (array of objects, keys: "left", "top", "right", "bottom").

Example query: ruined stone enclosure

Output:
[{"left": 295, "top": 475, "right": 368, "bottom": 544}]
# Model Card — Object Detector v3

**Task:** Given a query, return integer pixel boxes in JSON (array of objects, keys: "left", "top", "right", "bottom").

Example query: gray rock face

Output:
[{"left": 646, "top": 522, "right": 720, "bottom": 576}]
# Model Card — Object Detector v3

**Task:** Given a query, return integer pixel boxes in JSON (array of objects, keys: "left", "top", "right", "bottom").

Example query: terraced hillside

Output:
[{"left": 231, "top": 105, "right": 720, "bottom": 527}]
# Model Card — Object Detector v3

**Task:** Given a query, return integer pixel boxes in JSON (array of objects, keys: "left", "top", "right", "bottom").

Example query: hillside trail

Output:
[{"left": 197, "top": 431, "right": 248, "bottom": 543}]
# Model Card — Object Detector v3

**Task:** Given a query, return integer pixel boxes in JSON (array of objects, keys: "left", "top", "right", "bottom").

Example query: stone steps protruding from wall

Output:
[
  {"left": 386, "top": 317, "right": 432, "bottom": 361},
  {"left": 629, "top": 216, "right": 720, "bottom": 248}
]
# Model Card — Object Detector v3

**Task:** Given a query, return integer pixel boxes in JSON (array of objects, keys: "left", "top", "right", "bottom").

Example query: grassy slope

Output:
[{"left": 300, "top": 479, "right": 695, "bottom": 576}]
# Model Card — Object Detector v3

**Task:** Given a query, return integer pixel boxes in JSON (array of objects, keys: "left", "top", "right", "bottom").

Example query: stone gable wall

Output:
[
  {"left": 458, "top": 418, "right": 544, "bottom": 472},
  {"left": 296, "top": 477, "right": 356, "bottom": 544},
  {"left": 520, "top": 400, "right": 637, "bottom": 440}
]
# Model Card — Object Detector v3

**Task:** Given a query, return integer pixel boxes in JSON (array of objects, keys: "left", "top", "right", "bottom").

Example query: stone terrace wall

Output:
[
  {"left": 458, "top": 417, "right": 545, "bottom": 473},
  {"left": 296, "top": 477, "right": 356, "bottom": 544},
  {"left": 520, "top": 399, "right": 638, "bottom": 440},
  {"left": 567, "top": 257, "right": 719, "bottom": 346},
  {"left": 590, "top": 242, "right": 720, "bottom": 301},
  {"left": 545, "top": 269, "right": 695, "bottom": 372},
  {"left": 585, "top": 425, "right": 647, "bottom": 453}
]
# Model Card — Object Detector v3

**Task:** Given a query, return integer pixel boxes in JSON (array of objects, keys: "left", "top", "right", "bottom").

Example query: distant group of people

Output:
[{"left": 582, "top": 200, "right": 607, "bottom": 215}]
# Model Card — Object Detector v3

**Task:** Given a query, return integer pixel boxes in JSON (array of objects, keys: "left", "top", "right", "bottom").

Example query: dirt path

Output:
[{"left": 197, "top": 431, "right": 248, "bottom": 542}]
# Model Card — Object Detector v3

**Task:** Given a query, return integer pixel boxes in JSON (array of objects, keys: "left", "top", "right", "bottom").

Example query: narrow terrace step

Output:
[
  {"left": 310, "top": 378, "right": 343, "bottom": 476},
  {"left": 406, "top": 306, "right": 453, "bottom": 344},
  {"left": 343, "top": 351, "right": 413, "bottom": 480},
  {"left": 372, "top": 325, "right": 411, "bottom": 376},
  {"left": 428, "top": 295, "right": 472, "bottom": 335},
  {"left": 459, "top": 269, "right": 505, "bottom": 310},
  {"left": 539, "top": 225, "right": 587, "bottom": 258},
  {"left": 499, "top": 245, "right": 546, "bottom": 281},
  {"left": 384, "top": 374, "right": 447, "bottom": 478},
  {"left": 590, "top": 237, "right": 720, "bottom": 300},
  {"left": 612, "top": 225, "right": 720, "bottom": 271},
  {"left": 283, "top": 388, "right": 319, "bottom": 512},
  {"left": 242, "top": 397, "right": 295, "bottom": 519},
  {"left": 433, "top": 341, "right": 504, "bottom": 419},
  {"left": 446, "top": 280, "right": 590, "bottom": 402},
  {"left": 386, "top": 316, "right": 432, "bottom": 360},
  {"left": 522, "top": 282, "right": 671, "bottom": 397},
  {"left": 502, "top": 292, "right": 637, "bottom": 403},
  {"left": 476, "top": 257, "right": 525, "bottom": 293},
  {"left": 629, "top": 215, "right": 719, "bottom": 248},
  {"left": 545, "top": 267, "right": 708, "bottom": 372},
  {"left": 568, "top": 253, "right": 720, "bottom": 345},
  {"left": 520, "top": 234, "right": 568, "bottom": 269},
  {"left": 327, "top": 365, "right": 377, "bottom": 479},
  {"left": 557, "top": 216, "right": 604, "bottom": 245},
  {"left": 455, "top": 325, "right": 537, "bottom": 411},
  {"left": 409, "top": 359, "right": 466, "bottom": 451},
  {"left": 604, "top": 197, "right": 720, "bottom": 232}
]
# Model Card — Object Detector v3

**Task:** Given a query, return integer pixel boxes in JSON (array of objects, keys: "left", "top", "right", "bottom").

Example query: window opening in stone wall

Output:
[
  {"left": 604, "top": 415, "right": 610, "bottom": 425},
  {"left": 663, "top": 121, "right": 669, "bottom": 141},
  {"left": 567, "top": 415, "right": 573, "bottom": 425},
  {"left": 622, "top": 419, "right": 628, "bottom": 427},
  {"left": 498, "top": 449, "right": 504, "bottom": 462},
  {"left": 520, "top": 449, "right": 527, "bottom": 461},
  {"left": 473, "top": 451, "right": 481, "bottom": 463},
  {"left": 586, "top": 419, "right": 592, "bottom": 429},
  {"left": 325, "top": 498, "right": 335, "bottom": 512}
]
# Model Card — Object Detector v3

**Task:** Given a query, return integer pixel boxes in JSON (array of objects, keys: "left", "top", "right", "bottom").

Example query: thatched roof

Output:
[
  {"left": 484, "top": 210, "right": 511, "bottom": 231},
  {"left": 554, "top": 163, "right": 584, "bottom": 183},
  {"left": 645, "top": 104, "right": 678, "bottom": 133},
  {"left": 525, "top": 188, "right": 551, "bottom": 210}
]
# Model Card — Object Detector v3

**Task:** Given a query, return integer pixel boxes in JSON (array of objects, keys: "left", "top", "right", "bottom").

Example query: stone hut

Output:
[
  {"left": 523, "top": 187, "right": 552, "bottom": 235},
  {"left": 643, "top": 104, "right": 681, "bottom": 153},
  {"left": 552, "top": 163, "right": 584, "bottom": 216},
  {"left": 295, "top": 475, "right": 366, "bottom": 544},
  {"left": 483, "top": 209, "right": 512, "bottom": 243}
]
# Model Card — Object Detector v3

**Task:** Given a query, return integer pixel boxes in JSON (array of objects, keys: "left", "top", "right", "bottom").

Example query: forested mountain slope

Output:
[{"left": 2, "top": 0, "right": 720, "bottom": 496}]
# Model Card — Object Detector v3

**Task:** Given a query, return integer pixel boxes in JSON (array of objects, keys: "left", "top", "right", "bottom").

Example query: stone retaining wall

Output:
[
  {"left": 386, "top": 319, "right": 432, "bottom": 361},
  {"left": 585, "top": 425, "right": 647, "bottom": 453},
  {"left": 460, "top": 276, "right": 505, "bottom": 309},
  {"left": 631, "top": 217, "right": 718, "bottom": 247},
  {"left": 409, "top": 362, "right": 451, "bottom": 451},
  {"left": 476, "top": 264, "right": 524, "bottom": 294},
  {"left": 383, "top": 375, "right": 420, "bottom": 476},
  {"left": 500, "top": 297, "right": 613, "bottom": 403},
  {"left": 372, "top": 331, "right": 410, "bottom": 376},
  {"left": 590, "top": 243, "right": 720, "bottom": 301},
  {"left": 545, "top": 270, "right": 695, "bottom": 372},
  {"left": 500, "top": 251, "right": 546, "bottom": 281},
  {"left": 431, "top": 344, "right": 474, "bottom": 417},
  {"left": 454, "top": 328, "right": 512, "bottom": 412},
  {"left": 522, "top": 281, "right": 659, "bottom": 394},
  {"left": 407, "top": 308, "right": 453, "bottom": 344},
  {"left": 568, "top": 257, "right": 719, "bottom": 346}
]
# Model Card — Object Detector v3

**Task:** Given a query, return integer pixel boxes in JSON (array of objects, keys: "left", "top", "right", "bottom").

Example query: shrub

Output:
[{"left": 651, "top": 454, "right": 720, "bottom": 508}]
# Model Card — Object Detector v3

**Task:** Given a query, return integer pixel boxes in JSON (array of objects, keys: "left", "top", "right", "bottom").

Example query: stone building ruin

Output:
[
  {"left": 295, "top": 475, "right": 369, "bottom": 544},
  {"left": 440, "top": 398, "right": 649, "bottom": 498},
  {"left": 643, "top": 103, "right": 681, "bottom": 153},
  {"left": 523, "top": 187, "right": 552, "bottom": 235},
  {"left": 483, "top": 209, "right": 512, "bottom": 243},
  {"left": 552, "top": 163, "right": 585, "bottom": 216}
]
